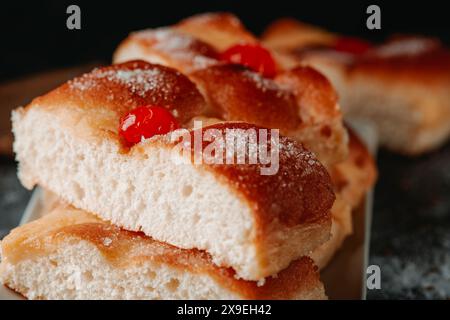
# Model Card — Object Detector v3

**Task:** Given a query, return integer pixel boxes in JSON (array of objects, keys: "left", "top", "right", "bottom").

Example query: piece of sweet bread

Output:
[
  {"left": 262, "top": 18, "right": 450, "bottom": 154},
  {"left": 12, "top": 61, "right": 335, "bottom": 281},
  {"left": 113, "top": 13, "right": 349, "bottom": 167},
  {"left": 0, "top": 205, "right": 326, "bottom": 300}
]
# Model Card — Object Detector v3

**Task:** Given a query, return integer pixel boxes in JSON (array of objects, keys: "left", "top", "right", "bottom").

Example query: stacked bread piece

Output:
[
  {"left": 2, "top": 60, "right": 332, "bottom": 299},
  {"left": 1, "top": 13, "right": 376, "bottom": 299},
  {"left": 262, "top": 19, "right": 450, "bottom": 154},
  {"left": 114, "top": 12, "right": 376, "bottom": 269},
  {"left": 1, "top": 205, "right": 328, "bottom": 299}
]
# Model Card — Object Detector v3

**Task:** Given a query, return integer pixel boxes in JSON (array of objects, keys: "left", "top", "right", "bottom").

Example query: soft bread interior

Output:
[
  {"left": 12, "top": 107, "right": 330, "bottom": 281},
  {"left": 1, "top": 241, "right": 238, "bottom": 300},
  {"left": 303, "top": 56, "right": 450, "bottom": 154},
  {"left": 0, "top": 207, "right": 326, "bottom": 300}
]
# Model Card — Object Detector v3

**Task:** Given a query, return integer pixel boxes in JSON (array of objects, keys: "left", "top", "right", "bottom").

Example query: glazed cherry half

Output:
[
  {"left": 221, "top": 43, "right": 277, "bottom": 78},
  {"left": 119, "top": 105, "right": 180, "bottom": 146}
]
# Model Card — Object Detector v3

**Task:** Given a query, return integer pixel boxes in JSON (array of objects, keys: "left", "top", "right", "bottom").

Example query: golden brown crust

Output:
[
  {"left": 351, "top": 37, "right": 450, "bottom": 85},
  {"left": 114, "top": 13, "right": 256, "bottom": 71},
  {"left": 275, "top": 66, "right": 340, "bottom": 122},
  {"left": 23, "top": 61, "right": 208, "bottom": 154},
  {"left": 175, "top": 12, "right": 257, "bottom": 51},
  {"left": 263, "top": 18, "right": 450, "bottom": 156},
  {"left": 116, "top": 27, "right": 282, "bottom": 110},
  {"left": 263, "top": 20, "right": 450, "bottom": 87},
  {"left": 113, "top": 15, "right": 348, "bottom": 164},
  {"left": 190, "top": 64, "right": 301, "bottom": 131},
  {"left": 262, "top": 18, "right": 337, "bottom": 51},
  {"left": 33, "top": 60, "right": 207, "bottom": 129},
  {"left": 2, "top": 206, "right": 323, "bottom": 299},
  {"left": 310, "top": 195, "right": 352, "bottom": 269},
  {"left": 330, "top": 127, "right": 377, "bottom": 208},
  {"left": 116, "top": 22, "right": 342, "bottom": 133},
  {"left": 189, "top": 64, "right": 347, "bottom": 165},
  {"left": 180, "top": 122, "right": 335, "bottom": 229},
  {"left": 115, "top": 28, "right": 220, "bottom": 73},
  {"left": 309, "top": 128, "right": 376, "bottom": 268},
  {"left": 242, "top": 256, "right": 322, "bottom": 299}
]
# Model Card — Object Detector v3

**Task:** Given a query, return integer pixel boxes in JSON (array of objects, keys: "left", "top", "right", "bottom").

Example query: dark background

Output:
[
  {"left": 1, "top": 0, "right": 450, "bottom": 81},
  {"left": 0, "top": 0, "right": 449, "bottom": 299}
]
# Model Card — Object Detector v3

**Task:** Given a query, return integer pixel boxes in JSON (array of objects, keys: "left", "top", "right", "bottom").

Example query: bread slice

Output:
[
  {"left": 38, "top": 187, "right": 347, "bottom": 271},
  {"left": 111, "top": 13, "right": 376, "bottom": 271},
  {"left": 38, "top": 186, "right": 350, "bottom": 272},
  {"left": 176, "top": 12, "right": 258, "bottom": 51},
  {"left": 310, "top": 194, "right": 352, "bottom": 269},
  {"left": 113, "top": 13, "right": 349, "bottom": 167},
  {"left": 112, "top": 13, "right": 373, "bottom": 269},
  {"left": 330, "top": 127, "right": 377, "bottom": 209},
  {"left": 113, "top": 12, "right": 258, "bottom": 72},
  {"left": 311, "top": 127, "right": 376, "bottom": 269},
  {"left": 37, "top": 131, "right": 369, "bottom": 273},
  {"left": 262, "top": 19, "right": 450, "bottom": 154},
  {"left": 0, "top": 205, "right": 326, "bottom": 300},
  {"left": 39, "top": 125, "right": 373, "bottom": 273},
  {"left": 262, "top": 19, "right": 337, "bottom": 56},
  {"left": 12, "top": 61, "right": 334, "bottom": 281},
  {"left": 179, "top": 117, "right": 369, "bottom": 270}
]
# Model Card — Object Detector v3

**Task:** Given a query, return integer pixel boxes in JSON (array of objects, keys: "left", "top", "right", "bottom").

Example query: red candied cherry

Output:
[
  {"left": 333, "top": 37, "right": 373, "bottom": 55},
  {"left": 119, "top": 105, "right": 180, "bottom": 146},
  {"left": 221, "top": 43, "right": 277, "bottom": 78}
]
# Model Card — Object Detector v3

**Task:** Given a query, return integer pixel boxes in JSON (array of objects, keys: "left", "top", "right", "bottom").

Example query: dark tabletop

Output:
[
  {"left": 1, "top": 142, "right": 449, "bottom": 299},
  {"left": 368, "top": 143, "right": 450, "bottom": 299}
]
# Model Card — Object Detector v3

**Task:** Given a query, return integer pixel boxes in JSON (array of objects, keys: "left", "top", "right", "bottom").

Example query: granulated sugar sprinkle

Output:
[{"left": 69, "top": 67, "right": 179, "bottom": 99}]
